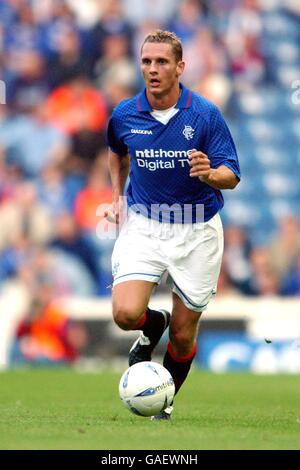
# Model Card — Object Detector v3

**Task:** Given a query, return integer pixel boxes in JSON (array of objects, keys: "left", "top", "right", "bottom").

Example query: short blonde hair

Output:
[{"left": 141, "top": 30, "right": 183, "bottom": 62}]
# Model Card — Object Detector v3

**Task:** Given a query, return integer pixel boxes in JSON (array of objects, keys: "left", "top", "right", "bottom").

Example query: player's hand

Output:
[
  {"left": 104, "top": 207, "right": 118, "bottom": 224},
  {"left": 188, "top": 149, "right": 211, "bottom": 180},
  {"left": 104, "top": 199, "right": 123, "bottom": 224}
]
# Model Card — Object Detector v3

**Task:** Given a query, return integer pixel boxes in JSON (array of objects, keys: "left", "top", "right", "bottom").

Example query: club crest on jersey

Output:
[{"left": 183, "top": 125, "right": 195, "bottom": 140}]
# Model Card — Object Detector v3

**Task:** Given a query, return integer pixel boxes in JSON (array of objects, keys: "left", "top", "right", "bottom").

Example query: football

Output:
[{"left": 119, "top": 361, "right": 175, "bottom": 417}]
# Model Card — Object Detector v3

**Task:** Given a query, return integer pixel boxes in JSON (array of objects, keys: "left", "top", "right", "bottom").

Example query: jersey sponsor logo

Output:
[
  {"left": 137, "top": 159, "right": 179, "bottom": 171},
  {"left": 183, "top": 125, "right": 195, "bottom": 140},
  {"left": 135, "top": 148, "right": 193, "bottom": 171},
  {"left": 135, "top": 148, "right": 193, "bottom": 159},
  {"left": 131, "top": 128, "right": 153, "bottom": 135}
]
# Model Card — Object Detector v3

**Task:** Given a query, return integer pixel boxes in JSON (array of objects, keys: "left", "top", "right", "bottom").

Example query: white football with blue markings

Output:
[{"left": 119, "top": 361, "right": 175, "bottom": 417}]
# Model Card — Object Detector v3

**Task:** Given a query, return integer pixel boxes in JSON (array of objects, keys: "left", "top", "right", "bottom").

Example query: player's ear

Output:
[{"left": 176, "top": 60, "right": 185, "bottom": 77}]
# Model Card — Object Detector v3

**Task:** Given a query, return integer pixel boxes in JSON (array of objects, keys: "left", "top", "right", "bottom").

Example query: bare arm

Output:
[
  {"left": 189, "top": 149, "right": 239, "bottom": 190},
  {"left": 106, "top": 150, "right": 130, "bottom": 223},
  {"left": 109, "top": 150, "right": 130, "bottom": 198}
]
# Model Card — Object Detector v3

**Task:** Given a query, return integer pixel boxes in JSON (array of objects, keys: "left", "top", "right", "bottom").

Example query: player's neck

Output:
[{"left": 146, "top": 85, "right": 181, "bottom": 110}]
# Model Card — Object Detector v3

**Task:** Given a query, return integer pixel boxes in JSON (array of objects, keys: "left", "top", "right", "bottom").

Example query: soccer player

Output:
[{"left": 106, "top": 30, "right": 240, "bottom": 420}]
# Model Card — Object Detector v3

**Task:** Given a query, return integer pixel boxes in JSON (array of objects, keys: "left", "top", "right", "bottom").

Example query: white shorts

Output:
[{"left": 111, "top": 210, "right": 224, "bottom": 312}]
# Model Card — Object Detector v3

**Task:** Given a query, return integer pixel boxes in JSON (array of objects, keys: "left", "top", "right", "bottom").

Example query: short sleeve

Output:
[
  {"left": 204, "top": 107, "right": 241, "bottom": 180},
  {"left": 106, "top": 115, "right": 128, "bottom": 157}
]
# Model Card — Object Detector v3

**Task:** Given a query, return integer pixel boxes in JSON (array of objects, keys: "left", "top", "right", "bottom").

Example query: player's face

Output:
[{"left": 141, "top": 42, "right": 184, "bottom": 98}]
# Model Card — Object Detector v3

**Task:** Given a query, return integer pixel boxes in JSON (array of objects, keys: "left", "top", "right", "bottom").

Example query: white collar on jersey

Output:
[
  {"left": 151, "top": 105, "right": 179, "bottom": 125},
  {"left": 150, "top": 88, "right": 182, "bottom": 124}
]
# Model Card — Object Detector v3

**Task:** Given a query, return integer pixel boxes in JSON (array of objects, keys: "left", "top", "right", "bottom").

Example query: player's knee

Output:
[{"left": 113, "top": 306, "right": 140, "bottom": 330}]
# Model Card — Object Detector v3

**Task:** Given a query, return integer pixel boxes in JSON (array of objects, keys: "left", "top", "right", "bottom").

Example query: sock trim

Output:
[
  {"left": 167, "top": 342, "right": 197, "bottom": 363},
  {"left": 133, "top": 311, "right": 147, "bottom": 330}
]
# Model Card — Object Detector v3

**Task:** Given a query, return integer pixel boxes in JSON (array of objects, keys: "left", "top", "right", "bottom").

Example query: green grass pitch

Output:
[{"left": 0, "top": 369, "right": 299, "bottom": 450}]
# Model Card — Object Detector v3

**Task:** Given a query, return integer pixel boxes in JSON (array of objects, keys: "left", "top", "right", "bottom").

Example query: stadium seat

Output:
[
  {"left": 221, "top": 200, "right": 263, "bottom": 228},
  {"left": 270, "top": 41, "right": 299, "bottom": 64},
  {"left": 269, "top": 198, "right": 300, "bottom": 222},
  {"left": 261, "top": 172, "right": 300, "bottom": 198},
  {"left": 254, "top": 145, "right": 296, "bottom": 170},
  {"left": 263, "top": 11, "right": 299, "bottom": 37},
  {"left": 276, "top": 65, "right": 300, "bottom": 88},
  {"left": 292, "top": 119, "right": 300, "bottom": 140},
  {"left": 235, "top": 89, "right": 281, "bottom": 116},
  {"left": 243, "top": 118, "right": 276, "bottom": 141}
]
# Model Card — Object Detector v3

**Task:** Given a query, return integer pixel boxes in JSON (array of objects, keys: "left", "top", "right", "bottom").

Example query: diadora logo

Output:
[
  {"left": 183, "top": 125, "right": 195, "bottom": 140},
  {"left": 131, "top": 129, "right": 153, "bottom": 135}
]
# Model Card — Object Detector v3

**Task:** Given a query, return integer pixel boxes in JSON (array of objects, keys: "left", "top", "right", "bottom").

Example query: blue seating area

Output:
[{"left": 222, "top": 7, "right": 300, "bottom": 245}]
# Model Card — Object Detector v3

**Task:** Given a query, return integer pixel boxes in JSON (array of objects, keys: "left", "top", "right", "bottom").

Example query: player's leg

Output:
[
  {"left": 112, "top": 280, "right": 155, "bottom": 330},
  {"left": 112, "top": 280, "right": 170, "bottom": 365},
  {"left": 163, "top": 292, "right": 201, "bottom": 394},
  {"left": 151, "top": 294, "right": 201, "bottom": 421},
  {"left": 162, "top": 211, "right": 224, "bottom": 393},
  {"left": 152, "top": 214, "right": 223, "bottom": 420},
  {"left": 111, "top": 210, "right": 170, "bottom": 364}
]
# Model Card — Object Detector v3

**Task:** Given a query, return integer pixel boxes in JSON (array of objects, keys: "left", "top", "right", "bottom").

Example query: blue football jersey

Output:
[{"left": 107, "top": 84, "right": 240, "bottom": 223}]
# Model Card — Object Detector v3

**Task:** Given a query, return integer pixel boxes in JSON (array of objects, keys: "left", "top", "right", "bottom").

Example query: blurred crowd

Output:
[
  {"left": 0, "top": 0, "right": 300, "bottom": 365},
  {"left": 220, "top": 215, "right": 300, "bottom": 297}
]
